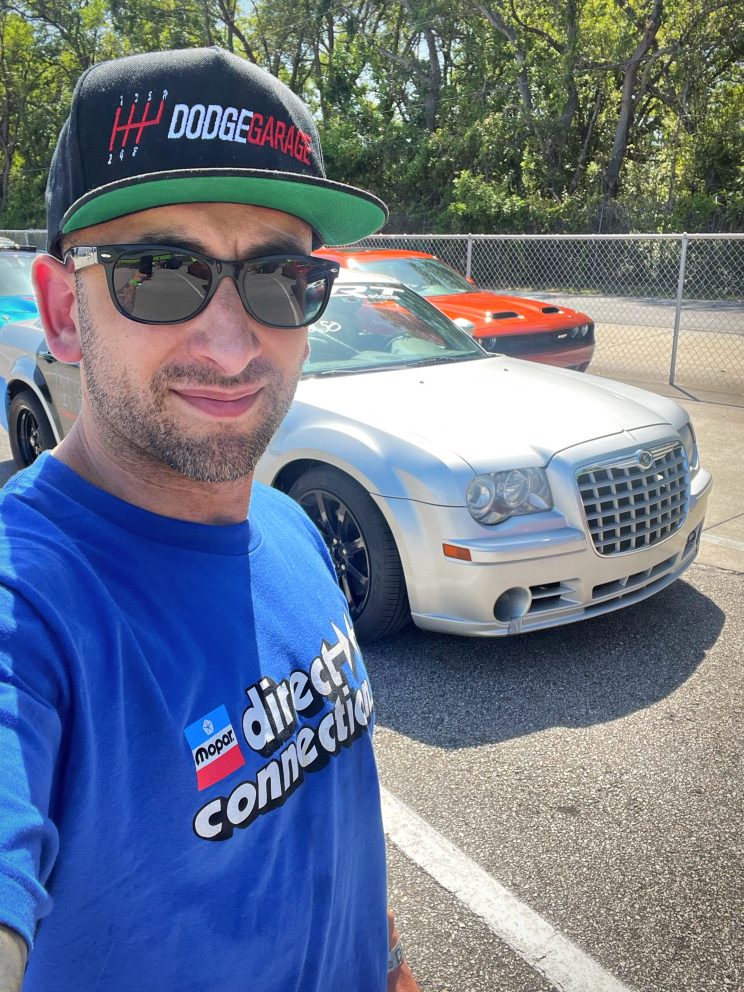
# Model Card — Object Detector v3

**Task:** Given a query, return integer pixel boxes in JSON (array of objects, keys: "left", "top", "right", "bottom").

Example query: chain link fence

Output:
[
  {"left": 1, "top": 229, "right": 46, "bottom": 249},
  {"left": 358, "top": 233, "right": 744, "bottom": 398},
  {"left": 3, "top": 230, "right": 742, "bottom": 397}
]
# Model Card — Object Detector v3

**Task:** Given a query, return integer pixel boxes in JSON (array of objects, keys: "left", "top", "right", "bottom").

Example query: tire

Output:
[
  {"left": 288, "top": 466, "right": 410, "bottom": 642},
  {"left": 9, "top": 390, "right": 56, "bottom": 468}
]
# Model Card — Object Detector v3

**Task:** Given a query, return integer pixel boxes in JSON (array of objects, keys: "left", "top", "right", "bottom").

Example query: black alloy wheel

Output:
[
  {"left": 288, "top": 466, "right": 410, "bottom": 642},
  {"left": 9, "top": 391, "right": 56, "bottom": 468}
]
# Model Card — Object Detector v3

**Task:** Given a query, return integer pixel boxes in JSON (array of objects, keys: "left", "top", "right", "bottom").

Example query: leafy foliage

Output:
[{"left": 0, "top": 0, "right": 741, "bottom": 231}]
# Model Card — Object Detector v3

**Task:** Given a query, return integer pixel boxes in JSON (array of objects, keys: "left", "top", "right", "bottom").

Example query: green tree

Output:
[{"left": 1, "top": 0, "right": 742, "bottom": 233}]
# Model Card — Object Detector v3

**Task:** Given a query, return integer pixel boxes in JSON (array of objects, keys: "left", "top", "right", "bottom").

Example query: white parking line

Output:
[
  {"left": 701, "top": 532, "right": 744, "bottom": 551},
  {"left": 381, "top": 787, "right": 636, "bottom": 992}
]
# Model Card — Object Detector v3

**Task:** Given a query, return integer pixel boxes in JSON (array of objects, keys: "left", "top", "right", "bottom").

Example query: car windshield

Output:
[
  {"left": 352, "top": 257, "right": 476, "bottom": 297},
  {"left": 304, "top": 281, "right": 485, "bottom": 377},
  {"left": 0, "top": 253, "right": 34, "bottom": 296}
]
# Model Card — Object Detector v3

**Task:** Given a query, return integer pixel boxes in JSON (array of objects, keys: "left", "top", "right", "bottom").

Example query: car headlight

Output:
[
  {"left": 678, "top": 422, "right": 699, "bottom": 474},
  {"left": 466, "top": 468, "right": 553, "bottom": 525}
]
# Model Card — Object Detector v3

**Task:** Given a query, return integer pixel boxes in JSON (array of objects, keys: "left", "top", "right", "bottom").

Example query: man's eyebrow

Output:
[{"left": 135, "top": 231, "right": 310, "bottom": 257}]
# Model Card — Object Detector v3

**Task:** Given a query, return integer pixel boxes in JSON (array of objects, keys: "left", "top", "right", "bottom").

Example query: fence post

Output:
[
  {"left": 465, "top": 235, "right": 473, "bottom": 280},
  {"left": 669, "top": 232, "right": 688, "bottom": 386}
]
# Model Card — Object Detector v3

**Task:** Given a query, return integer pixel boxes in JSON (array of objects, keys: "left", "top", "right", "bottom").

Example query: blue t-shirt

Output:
[{"left": 0, "top": 453, "right": 387, "bottom": 991}]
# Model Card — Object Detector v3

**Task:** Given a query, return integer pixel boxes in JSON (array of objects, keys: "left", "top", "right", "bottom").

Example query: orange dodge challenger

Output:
[{"left": 314, "top": 248, "right": 595, "bottom": 371}]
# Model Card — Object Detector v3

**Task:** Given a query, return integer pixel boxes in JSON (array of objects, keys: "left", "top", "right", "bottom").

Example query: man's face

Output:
[{"left": 69, "top": 202, "right": 313, "bottom": 483}]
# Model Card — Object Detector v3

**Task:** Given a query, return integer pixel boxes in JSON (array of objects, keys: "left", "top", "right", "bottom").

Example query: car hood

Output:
[
  {"left": 295, "top": 357, "right": 679, "bottom": 473},
  {"left": 429, "top": 291, "right": 586, "bottom": 334}
]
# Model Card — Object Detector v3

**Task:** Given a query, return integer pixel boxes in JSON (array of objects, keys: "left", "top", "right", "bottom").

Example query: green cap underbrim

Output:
[{"left": 60, "top": 172, "right": 387, "bottom": 248}]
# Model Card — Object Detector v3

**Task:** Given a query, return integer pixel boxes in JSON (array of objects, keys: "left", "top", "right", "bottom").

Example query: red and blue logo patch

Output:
[{"left": 185, "top": 705, "right": 245, "bottom": 791}]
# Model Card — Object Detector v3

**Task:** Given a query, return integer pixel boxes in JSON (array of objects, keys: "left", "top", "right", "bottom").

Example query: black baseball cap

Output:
[{"left": 46, "top": 46, "right": 388, "bottom": 258}]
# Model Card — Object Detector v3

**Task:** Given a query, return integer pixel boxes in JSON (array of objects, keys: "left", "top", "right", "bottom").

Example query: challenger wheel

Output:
[
  {"left": 9, "top": 391, "right": 56, "bottom": 468},
  {"left": 288, "top": 466, "right": 410, "bottom": 642}
]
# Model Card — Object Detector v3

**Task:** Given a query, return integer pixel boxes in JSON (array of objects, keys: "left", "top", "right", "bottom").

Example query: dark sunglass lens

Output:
[
  {"left": 242, "top": 259, "right": 331, "bottom": 327},
  {"left": 112, "top": 249, "right": 211, "bottom": 321}
]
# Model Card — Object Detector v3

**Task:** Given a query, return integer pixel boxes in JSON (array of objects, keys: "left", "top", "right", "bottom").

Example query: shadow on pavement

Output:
[{"left": 364, "top": 577, "right": 723, "bottom": 748}]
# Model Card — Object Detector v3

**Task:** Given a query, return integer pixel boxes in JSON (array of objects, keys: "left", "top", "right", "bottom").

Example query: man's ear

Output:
[{"left": 32, "top": 253, "right": 83, "bottom": 363}]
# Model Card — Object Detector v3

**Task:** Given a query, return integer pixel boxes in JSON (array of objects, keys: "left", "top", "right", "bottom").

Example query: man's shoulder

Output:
[
  {"left": 0, "top": 453, "right": 61, "bottom": 517},
  {"left": 0, "top": 457, "right": 87, "bottom": 597},
  {"left": 1, "top": 457, "right": 69, "bottom": 537},
  {"left": 251, "top": 480, "right": 336, "bottom": 576},
  {"left": 251, "top": 480, "right": 315, "bottom": 535}
]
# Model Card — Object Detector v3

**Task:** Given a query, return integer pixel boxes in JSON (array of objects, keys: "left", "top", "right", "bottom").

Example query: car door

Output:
[{"left": 37, "top": 342, "right": 81, "bottom": 439}]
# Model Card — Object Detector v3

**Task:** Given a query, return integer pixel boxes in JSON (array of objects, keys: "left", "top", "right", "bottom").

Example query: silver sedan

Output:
[{"left": 0, "top": 273, "right": 711, "bottom": 641}]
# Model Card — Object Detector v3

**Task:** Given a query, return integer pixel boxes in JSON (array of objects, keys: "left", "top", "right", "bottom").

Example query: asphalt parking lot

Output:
[
  {"left": 0, "top": 382, "right": 741, "bottom": 992},
  {"left": 372, "top": 389, "right": 744, "bottom": 992},
  {"left": 375, "top": 561, "right": 742, "bottom": 992}
]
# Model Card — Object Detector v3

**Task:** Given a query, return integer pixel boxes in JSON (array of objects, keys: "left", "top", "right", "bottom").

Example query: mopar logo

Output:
[
  {"left": 185, "top": 704, "right": 246, "bottom": 791},
  {"left": 195, "top": 729, "right": 235, "bottom": 765}
]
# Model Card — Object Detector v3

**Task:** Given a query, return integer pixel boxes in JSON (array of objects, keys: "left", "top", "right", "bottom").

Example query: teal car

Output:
[{"left": 0, "top": 246, "right": 38, "bottom": 329}]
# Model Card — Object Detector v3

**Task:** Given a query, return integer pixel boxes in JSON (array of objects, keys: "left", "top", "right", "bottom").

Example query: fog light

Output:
[
  {"left": 686, "top": 525, "right": 701, "bottom": 552},
  {"left": 494, "top": 587, "right": 531, "bottom": 622}
]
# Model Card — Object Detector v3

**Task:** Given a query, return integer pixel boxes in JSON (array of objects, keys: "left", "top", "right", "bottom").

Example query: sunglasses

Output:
[{"left": 65, "top": 244, "right": 340, "bottom": 328}]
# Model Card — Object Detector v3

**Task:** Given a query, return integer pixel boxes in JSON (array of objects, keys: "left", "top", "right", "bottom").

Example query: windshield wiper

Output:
[
  {"left": 303, "top": 353, "right": 483, "bottom": 378},
  {"left": 406, "top": 353, "right": 482, "bottom": 367},
  {"left": 303, "top": 366, "right": 380, "bottom": 378}
]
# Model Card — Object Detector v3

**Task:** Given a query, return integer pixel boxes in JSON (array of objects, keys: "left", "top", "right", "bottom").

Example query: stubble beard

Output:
[{"left": 77, "top": 285, "right": 304, "bottom": 483}]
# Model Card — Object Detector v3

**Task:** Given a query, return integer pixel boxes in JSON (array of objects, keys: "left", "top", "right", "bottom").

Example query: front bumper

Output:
[
  {"left": 476, "top": 335, "right": 595, "bottom": 372},
  {"left": 379, "top": 439, "right": 712, "bottom": 637}
]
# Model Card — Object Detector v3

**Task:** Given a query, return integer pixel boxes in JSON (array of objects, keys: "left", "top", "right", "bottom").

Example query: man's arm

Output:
[
  {"left": 0, "top": 924, "right": 26, "bottom": 992},
  {"left": 0, "top": 585, "right": 64, "bottom": 991},
  {"left": 387, "top": 907, "right": 421, "bottom": 992}
]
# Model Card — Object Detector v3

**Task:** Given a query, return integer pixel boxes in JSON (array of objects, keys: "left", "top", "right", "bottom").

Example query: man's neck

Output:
[{"left": 53, "top": 418, "right": 254, "bottom": 525}]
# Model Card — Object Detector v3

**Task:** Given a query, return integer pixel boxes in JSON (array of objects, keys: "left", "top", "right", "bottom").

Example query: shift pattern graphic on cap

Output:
[
  {"left": 108, "top": 90, "right": 167, "bottom": 156},
  {"left": 46, "top": 46, "right": 388, "bottom": 256}
]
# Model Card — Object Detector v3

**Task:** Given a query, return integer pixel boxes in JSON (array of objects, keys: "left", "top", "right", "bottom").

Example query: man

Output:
[{"left": 0, "top": 46, "right": 419, "bottom": 991}]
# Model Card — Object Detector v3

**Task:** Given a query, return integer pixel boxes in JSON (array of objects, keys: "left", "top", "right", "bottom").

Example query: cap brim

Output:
[{"left": 59, "top": 169, "right": 388, "bottom": 248}]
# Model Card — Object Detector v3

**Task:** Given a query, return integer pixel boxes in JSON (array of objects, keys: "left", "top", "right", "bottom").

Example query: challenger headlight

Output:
[
  {"left": 466, "top": 468, "right": 553, "bottom": 525},
  {"left": 678, "top": 422, "right": 699, "bottom": 474}
]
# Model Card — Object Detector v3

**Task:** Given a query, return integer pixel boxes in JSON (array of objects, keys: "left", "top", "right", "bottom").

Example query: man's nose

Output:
[{"left": 187, "top": 277, "right": 263, "bottom": 375}]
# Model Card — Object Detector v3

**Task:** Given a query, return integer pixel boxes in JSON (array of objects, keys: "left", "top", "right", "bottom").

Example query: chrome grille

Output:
[{"left": 577, "top": 443, "right": 690, "bottom": 556}]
